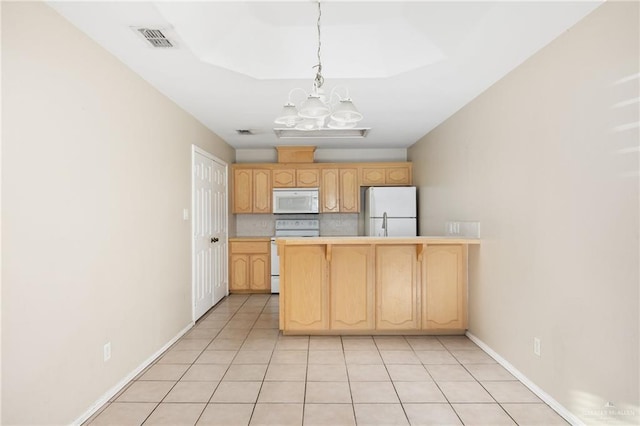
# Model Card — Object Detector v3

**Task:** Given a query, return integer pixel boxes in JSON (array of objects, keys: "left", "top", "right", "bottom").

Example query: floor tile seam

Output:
[
  {"left": 136, "top": 401, "right": 161, "bottom": 425},
  {"left": 429, "top": 376, "right": 469, "bottom": 425},
  {"left": 343, "top": 361, "right": 358, "bottom": 426},
  {"left": 300, "top": 342, "right": 312, "bottom": 421},
  {"left": 381, "top": 357, "right": 413, "bottom": 425},
  {"left": 474, "top": 377, "right": 544, "bottom": 419},
  {"left": 219, "top": 298, "right": 273, "bottom": 360}
]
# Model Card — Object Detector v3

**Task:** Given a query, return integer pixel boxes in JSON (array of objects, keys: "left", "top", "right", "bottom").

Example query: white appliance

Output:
[
  {"left": 364, "top": 186, "right": 417, "bottom": 237},
  {"left": 272, "top": 188, "right": 319, "bottom": 214},
  {"left": 270, "top": 218, "right": 320, "bottom": 293}
]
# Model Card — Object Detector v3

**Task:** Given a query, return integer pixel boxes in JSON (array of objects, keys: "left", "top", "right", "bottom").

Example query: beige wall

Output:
[
  {"left": 408, "top": 1, "right": 639, "bottom": 424},
  {"left": 1, "top": 2, "right": 234, "bottom": 424}
]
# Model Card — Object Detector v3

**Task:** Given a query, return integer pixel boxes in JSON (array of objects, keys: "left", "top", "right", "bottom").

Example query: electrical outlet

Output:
[
  {"left": 103, "top": 342, "right": 111, "bottom": 362},
  {"left": 533, "top": 337, "right": 541, "bottom": 357}
]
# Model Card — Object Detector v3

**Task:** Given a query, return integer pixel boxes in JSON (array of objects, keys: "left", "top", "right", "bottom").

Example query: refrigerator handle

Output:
[{"left": 382, "top": 212, "right": 388, "bottom": 237}]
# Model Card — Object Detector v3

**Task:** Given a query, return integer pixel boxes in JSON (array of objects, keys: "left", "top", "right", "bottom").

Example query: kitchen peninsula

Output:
[{"left": 276, "top": 237, "right": 480, "bottom": 335}]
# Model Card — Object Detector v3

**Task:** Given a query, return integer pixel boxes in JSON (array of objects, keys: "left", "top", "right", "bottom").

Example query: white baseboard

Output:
[
  {"left": 72, "top": 322, "right": 194, "bottom": 425},
  {"left": 465, "top": 331, "right": 585, "bottom": 426}
]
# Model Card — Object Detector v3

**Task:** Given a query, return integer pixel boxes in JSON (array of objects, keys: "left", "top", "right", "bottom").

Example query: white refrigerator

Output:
[{"left": 364, "top": 186, "right": 417, "bottom": 237}]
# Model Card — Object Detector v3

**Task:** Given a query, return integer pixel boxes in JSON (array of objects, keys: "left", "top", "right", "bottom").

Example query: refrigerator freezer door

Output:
[
  {"left": 367, "top": 187, "right": 416, "bottom": 218},
  {"left": 367, "top": 218, "right": 417, "bottom": 237}
]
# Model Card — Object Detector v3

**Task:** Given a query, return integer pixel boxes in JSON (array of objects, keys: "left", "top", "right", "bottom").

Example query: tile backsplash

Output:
[
  {"left": 235, "top": 214, "right": 359, "bottom": 237},
  {"left": 319, "top": 214, "right": 359, "bottom": 236},
  {"left": 235, "top": 214, "right": 275, "bottom": 237}
]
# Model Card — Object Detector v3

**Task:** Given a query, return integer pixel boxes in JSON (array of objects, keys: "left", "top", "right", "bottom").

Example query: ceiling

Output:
[{"left": 48, "top": 1, "right": 602, "bottom": 150}]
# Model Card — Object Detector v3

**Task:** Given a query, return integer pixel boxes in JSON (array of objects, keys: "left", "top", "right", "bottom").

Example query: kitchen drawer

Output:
[{"left": 230, "top": 241, "right": 270, "bottom": 254}]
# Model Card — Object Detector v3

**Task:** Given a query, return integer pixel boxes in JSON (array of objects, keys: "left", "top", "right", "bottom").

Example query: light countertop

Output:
[{"left": 275, "top": 236, "right": 480, "bottom": 245}]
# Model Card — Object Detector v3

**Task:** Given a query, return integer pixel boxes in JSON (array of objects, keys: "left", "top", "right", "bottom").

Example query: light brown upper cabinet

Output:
[
  {"left": 339, "top": 168, "right": 359, "bottom": 213},
  {"left": 296, "top": 168, "right": 320, "bottom": 187},
  {"left": 320, "top": 169, "right": 340, "bottom": 213},
  {"left": 361, "top": 163, "right": 413, "bottom": 186},
  {"left": 232, "top": 167, "right": 271, "bottom": 213},
  {"left": 272, "top": 168, "right": 320, "bottom": 188},
  {"left": 233, "top": 162, "right": 412, "bottom": 214},
  {"left": 272, "top": 168, "right": 295, "bottom": 188},
  {"left": 320, "top": 168, "right": 359, "bottom": 213}
]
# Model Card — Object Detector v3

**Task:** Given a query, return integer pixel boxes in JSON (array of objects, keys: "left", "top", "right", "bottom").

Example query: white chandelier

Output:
[{"left": 274, "top": 1, "right": 365, "bottom": 134}]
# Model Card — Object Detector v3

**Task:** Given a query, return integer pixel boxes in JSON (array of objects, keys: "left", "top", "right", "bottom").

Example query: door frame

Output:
[{"left": 191, "top": 145, "right": 229, "bottom": 322}]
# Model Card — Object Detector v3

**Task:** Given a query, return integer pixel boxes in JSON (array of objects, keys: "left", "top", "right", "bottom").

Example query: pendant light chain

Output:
[{"left": 313, "top": 1, "right": 324, "bottom": 91}]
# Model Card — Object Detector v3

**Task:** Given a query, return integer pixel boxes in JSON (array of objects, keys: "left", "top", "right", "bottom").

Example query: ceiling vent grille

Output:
[
  {"left": 134, "top": 28, "right": 175, "bottom": 48},
  {"left": 236, "top": 129, "right": 254, "bottom": 135}
]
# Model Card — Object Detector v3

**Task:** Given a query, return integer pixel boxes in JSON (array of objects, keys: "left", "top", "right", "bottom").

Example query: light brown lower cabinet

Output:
[
  {"left": 375, "top": 245, "right": 421, "bottom": 331},
  {"left": 229, "top": 240, "right": 271, "bottom": 293},
  {"left": 423, "top": 245, "right": 467, "bottom": 330},
  {"left": 330, "top": 245, "right": 375, "bottom": 330},
  {"left": 279, "top": 241, "right": 471, "bottom": 334},
  {"left": 281, "top": 245, "right": 329, "bottom": 331}
]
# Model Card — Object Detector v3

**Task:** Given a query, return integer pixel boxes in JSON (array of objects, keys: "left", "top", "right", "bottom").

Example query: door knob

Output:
[{"left": 211, "top": 237, "right": 219, "bottom": 243}]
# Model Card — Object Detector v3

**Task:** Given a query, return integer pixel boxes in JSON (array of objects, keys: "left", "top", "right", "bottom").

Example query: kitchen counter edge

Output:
[{"left": 275, "top": 236, "right": 480, "bottom": 245}]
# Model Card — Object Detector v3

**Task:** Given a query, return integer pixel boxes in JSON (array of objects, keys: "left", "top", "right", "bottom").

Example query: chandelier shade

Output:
[
  {"left": 274, "top": 103, "right": 303, "bottom": 127},
  {"left": 330, "top": 99, "right": 363, "bottom": 122},
  {"left": 299, "top": 95, "right": 331, "bottom": 119}
]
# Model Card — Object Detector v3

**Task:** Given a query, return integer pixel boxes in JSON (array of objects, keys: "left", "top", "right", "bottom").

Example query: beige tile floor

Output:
[{"left": 86, "top": 294, "right": 568, "bottom": 425}]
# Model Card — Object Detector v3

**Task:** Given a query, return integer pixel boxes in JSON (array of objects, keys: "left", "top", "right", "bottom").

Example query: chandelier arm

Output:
[
  {"left": 287, "top": 87, "right": 310, "bottom": 104},
  {"left": 328, "top": 86, "right": 351, "bottom": 105}
]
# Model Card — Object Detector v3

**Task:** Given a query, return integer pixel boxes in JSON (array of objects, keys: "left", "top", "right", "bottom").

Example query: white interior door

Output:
[
  {"left": 192, "top": 148, "right": 228, "bottom": 321},
  {"left": 210, "top": 157, "right": 228, "bottom": 306}
]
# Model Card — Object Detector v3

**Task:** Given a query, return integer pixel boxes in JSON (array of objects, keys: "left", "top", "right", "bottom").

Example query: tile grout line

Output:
[
  {"left": 245, "top": 294, "right": 276, "bottom": 425},
  {"left": 148, "top": 293, "right": 247, "bottom": 425},
  {"left": 195, "top": 294, "right": 251, "bottom": 425}
]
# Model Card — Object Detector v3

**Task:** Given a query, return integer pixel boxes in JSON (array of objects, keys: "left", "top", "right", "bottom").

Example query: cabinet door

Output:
[
  {"left": 273, "top": 169, "right": 295, "bottom": 188},
  {"left": 423, "top": 245, "right": 467, "bottom": 330},
  {"left": 339, "top": 168, "right": 359, "bottom": 213},
  {"left": 296, "top": 168, "right": 320, "bottom": 187},
  {"left": 330, "top": 245, "right": 374, "bottom": 330},
  {"left": 283, "top": 245, "right": 328, "bottom": 331},
  {"left": 233, "top": 169, "right": 253, "bottom": 213},
  {"left": 320, "top": 169, "right": 340, "bottom": 213},
  {"left": 230, "top": 254, "right": 250, "bottom": 291},
  {"left": 253, "top": 169, "right": 272, "bottom": 213},
  {"left": 250, "top": 254, "right": 270, "bottom": 291},
  {"left": 361, "top": 167, "right": 386, "bottom": 186},
  {"left": 386, "top": 166, "right": 411, "bottom": 185},
  {"left": 375, "top": 245, "right": 420, "bottom": 330}
]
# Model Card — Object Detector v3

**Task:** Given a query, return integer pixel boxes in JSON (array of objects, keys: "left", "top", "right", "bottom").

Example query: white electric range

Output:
[{"left": 270, "top": 218, "right": 320, "bottom": 293}]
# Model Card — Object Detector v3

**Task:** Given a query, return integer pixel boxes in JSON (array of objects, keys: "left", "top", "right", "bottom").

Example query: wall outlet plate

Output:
[
  {"left": 533, "top": 337, "right": 541, "bottom": 357},
  {"left": 103, "top": 342, "right": 111, "bottom": 362}
]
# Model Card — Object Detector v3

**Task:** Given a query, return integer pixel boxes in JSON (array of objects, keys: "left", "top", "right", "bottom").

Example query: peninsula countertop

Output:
[{"left": 275, "top": 236, "right": 480, "bottom": 246}]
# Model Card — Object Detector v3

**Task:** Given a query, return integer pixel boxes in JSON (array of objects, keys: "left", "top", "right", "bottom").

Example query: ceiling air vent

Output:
[
  {"left": 133, "top": 28, "right": 175, "bottom": 48},
  {"left": 236, "top": 129, "right": 254, "bottom": 135}
]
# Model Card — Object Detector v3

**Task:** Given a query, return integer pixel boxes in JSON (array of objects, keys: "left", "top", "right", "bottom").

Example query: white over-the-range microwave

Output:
[{"left": 272, "top": 188, "right": 319, "bottom": 214}]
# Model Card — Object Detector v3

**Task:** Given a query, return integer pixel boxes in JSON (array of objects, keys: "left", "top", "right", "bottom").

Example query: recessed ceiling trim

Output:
[{"left": 274, "top": 128, "right": 370, "bottom": 139}]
